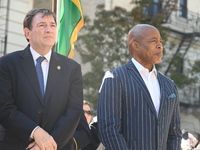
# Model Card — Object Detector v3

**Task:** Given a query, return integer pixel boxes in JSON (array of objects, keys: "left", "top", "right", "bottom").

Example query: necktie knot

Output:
[{"left": 36, "top": 56, "right": 45, "bottom": 64}]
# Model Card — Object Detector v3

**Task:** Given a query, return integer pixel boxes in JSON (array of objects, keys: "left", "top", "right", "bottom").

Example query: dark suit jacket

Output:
[
  {"left": 82, "top": 116, "right": 100, "bottom": 150},
  {"left": 97, "top": 60, "right": 182, "bottom": 150},
  {"left": 73, "top": 113, "right": 91, "bottom": 149},
  {"left": 0, "top": 45, "right": 88, "bottom": 150}
]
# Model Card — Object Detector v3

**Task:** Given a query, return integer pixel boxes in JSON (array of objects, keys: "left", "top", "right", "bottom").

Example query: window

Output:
[
  {"left": 179, "top": 0, "right": 187, "bottom": 18},
  {"left": 143, "top": 0, "right": 162, "bottom": 17}
]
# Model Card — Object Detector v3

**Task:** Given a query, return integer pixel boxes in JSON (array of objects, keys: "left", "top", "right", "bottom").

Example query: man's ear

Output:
[
  {"left": 24, "top": 28, "right": 30, "bottom": 40},
  {"left": 130, "top": 41, "right": 139, "bottom": 50}
]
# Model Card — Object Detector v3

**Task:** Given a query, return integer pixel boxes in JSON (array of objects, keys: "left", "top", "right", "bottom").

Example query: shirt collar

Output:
[
  {"left": 30, "top": 46, "right": 52, "bottom": 63},
  {"left": 131, "top": 57, "right": 157, "bottom": 76}
]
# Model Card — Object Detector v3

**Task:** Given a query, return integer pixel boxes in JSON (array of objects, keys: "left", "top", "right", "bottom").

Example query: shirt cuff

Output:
[{"left": 30, "top": 126, "right": 39, "bottom": 139}]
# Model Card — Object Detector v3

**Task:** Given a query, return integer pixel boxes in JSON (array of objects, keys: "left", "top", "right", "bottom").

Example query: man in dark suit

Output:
[
  {"left": 0, "top": 8, "right": 90, "bottom": 150},
  {"left": 98, "top": 24, "right": 182, "bottom": 150}
]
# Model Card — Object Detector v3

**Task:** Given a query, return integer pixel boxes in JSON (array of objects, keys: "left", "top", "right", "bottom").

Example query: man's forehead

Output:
[
  {"left": 139, "top": 28, "right": 161, "bottom": 40},
  {"left": 32, "top": 14, "right": 56, "bottom": 23},
  {"left": 33, "top": 13, "right": 54, "bottom": 20},
  {"left": 142, "top": 34, "right": 162, "bottom": 42}
]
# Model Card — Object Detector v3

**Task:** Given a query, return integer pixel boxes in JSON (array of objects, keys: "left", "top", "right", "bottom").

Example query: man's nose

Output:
[
  {"left": 157, "top": 42, "right": 163, "bottom": 49},
  {"left": 45, "top": 26, "right": 52, "bottom": 32}
]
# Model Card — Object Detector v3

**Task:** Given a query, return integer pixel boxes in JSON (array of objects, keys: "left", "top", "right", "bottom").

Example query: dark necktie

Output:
[{"left": 36, "top": 56, "right": 46, "bottom": 99}]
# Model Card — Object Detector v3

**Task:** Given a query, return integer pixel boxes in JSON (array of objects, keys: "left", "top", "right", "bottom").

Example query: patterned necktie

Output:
[{"left": 36, "top": 56, "right": 46, "bottom": 99}]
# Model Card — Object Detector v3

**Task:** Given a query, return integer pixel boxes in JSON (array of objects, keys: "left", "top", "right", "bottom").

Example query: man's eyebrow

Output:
[
  {"left": 150, "top": 37, "right": 158, "bottom": 39},
  {"left": 38, "top": 21, "right": 57, "bottom": 25},
  {"left": 50, "top": 22, "right": 57, "bottom": 25},
  {"left": 149, "top": 37, "right": 162, "bottom": 40},
  {"left": 37, "top": 21, "right": 56, "bottom": 25}
]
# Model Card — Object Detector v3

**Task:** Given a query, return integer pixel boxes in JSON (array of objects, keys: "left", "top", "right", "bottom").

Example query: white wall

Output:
[
  {"left": 81, "top": 1, "right": 103, "bottom": 20},
  {"left": 105, "top": 0, "right": 133, "bottom": 11},
  {"left": 1, "top": 0, "right": 33, "bottom": 55},
  {"left": 188, "top": 0, "right": 200, "bottom": 13}
]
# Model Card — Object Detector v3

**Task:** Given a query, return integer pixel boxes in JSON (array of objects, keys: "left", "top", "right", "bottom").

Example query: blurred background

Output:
[{"left": 0, "top": 0, "right": 200, "bottom": 140}]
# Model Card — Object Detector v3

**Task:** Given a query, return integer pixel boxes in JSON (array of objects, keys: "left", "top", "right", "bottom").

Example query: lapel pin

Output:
[{"left": 57, "top": 66, "right": 61, "bottom": 70}]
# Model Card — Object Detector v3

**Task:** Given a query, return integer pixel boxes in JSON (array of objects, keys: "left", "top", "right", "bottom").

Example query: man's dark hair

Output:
[
  {"left": 23, "top": 8, "right": 56, "bottom": 30},
  {"left": 23, "top": 8, "right": 56, "bottom": 42}
]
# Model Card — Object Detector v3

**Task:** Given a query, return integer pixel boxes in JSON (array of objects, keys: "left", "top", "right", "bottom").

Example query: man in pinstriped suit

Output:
[{"left": 98, "top": 24, "right": 182, "bottom": 150}]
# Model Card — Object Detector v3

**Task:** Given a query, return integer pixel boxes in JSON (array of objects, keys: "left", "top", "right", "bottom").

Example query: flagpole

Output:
[
  {"left": 56, "top": 0, "right": 60, "bottom": 30},
  {"left": 52, "top": 0, "right": 58, "bottom": 51},
  {"left": 52, "top": 0, "right": 57, "bottom": 13}
]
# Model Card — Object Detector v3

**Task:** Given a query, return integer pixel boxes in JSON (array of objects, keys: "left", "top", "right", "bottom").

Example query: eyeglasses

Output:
[{"left": 84, "top": 110, "right": 92, "bottom": 115}]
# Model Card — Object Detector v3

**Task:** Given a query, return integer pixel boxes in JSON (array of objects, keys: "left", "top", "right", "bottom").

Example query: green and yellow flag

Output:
[{"left": 56, "top": 0, "right": 84, "bottom": 58}]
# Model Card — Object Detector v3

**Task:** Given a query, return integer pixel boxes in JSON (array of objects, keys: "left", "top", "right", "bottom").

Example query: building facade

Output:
[{"left": 0, "top": 0, "right": 33, "bottom": 55}]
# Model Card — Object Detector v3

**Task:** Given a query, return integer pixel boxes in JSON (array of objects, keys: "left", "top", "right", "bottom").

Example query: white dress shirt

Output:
[
  {"left": 131, "top": 58, "right": 161, "bottom": 116},
  {"left": 29, "top": 47, "right": 52, "bottom": 139},
  {"left": 30, "top": 46, "right": 51, "bottom": 93}
]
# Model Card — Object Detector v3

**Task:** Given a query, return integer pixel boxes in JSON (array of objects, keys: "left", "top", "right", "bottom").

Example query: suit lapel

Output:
[
  {"left": 125, "top": 60, "right": 158, "bottom": 117},
  {"left": 19, "top": 45, "right": 44, "bottom": 104},
  {"left": 157, "top": 72, "right": 166, "bottom": 118},
  {"left": 44, "top": 51, "right": 62, "bottom": 103}
]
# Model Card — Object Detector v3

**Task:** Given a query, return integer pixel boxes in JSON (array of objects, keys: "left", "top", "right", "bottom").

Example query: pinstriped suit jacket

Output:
[
  {"left": 0, "top": 45, "right": 87, "bottom": 150},
  {"left": 97, "top": 60, "right": 181, "bottom": 150}
]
